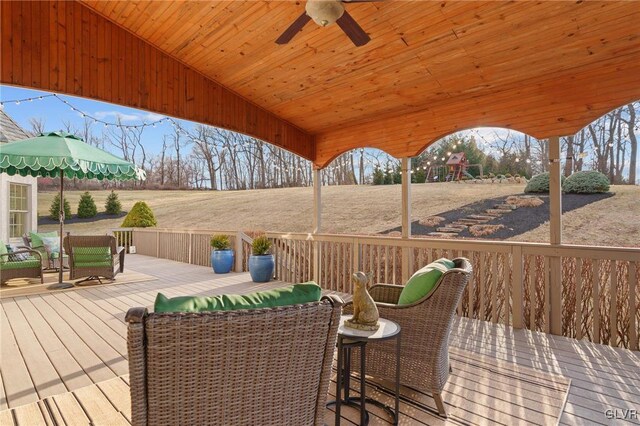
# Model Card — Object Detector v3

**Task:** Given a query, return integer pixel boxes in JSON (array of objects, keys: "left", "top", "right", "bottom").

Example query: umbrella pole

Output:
[{"left": 48, "top": 173, "right": 74, "bottom": 290}]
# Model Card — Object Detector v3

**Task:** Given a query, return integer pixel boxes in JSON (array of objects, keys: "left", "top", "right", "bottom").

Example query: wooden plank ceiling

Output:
[{"left": 3, "top": 1, "right": 640, "bottom": 167}]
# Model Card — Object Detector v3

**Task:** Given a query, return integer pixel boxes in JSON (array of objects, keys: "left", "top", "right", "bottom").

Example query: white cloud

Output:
[{"left": 94, "top": 110, "right": 165, "bottom": 122}]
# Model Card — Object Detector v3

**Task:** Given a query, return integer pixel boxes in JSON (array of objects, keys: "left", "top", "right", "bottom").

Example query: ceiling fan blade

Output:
[
  {"left": 275, "top": 13, "right": 311, "bottom": 44},
  {"left": 336, "top": 10, "right": 371, "bottom": 46}
]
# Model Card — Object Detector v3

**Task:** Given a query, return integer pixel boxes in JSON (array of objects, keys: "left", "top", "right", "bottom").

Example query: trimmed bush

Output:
[
  {"left": 77, "top": 192, "right": 98, "bottom": 218},
  {"left": 121, "top": 201, "right": 157, "bottom": 228},
  {"left": 525, "top": 172, "right": 566, "bottom": 193},
  {"left": 563, "top": 171, "right": 610, "bottom": 194},
  {"left": 105, "top": 190, "right": 122, "bottom": 215},
  {"left": 49, "top": 193, "right": 72, "bottom": 220}
]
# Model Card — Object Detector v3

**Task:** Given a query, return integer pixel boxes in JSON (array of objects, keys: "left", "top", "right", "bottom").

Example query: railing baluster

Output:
[
  {"left": 609, "top": 260, "right": 617, "bottom": 346},
  {"left": 492, "top": 252, "right": 498, "bottom": 323},
  {"left": 630, "top": 262, "right": 638, "bottom": 351},
  {"left": 479, "top": 252, "right": 485, "bottom": 321},
  {"left": 593, "top": 260, "right": 601, "bottom": 344},
  {"left": 575, "top": 258, "right": 583, "bottom": 340},
  {"left": 544, "top": 256, "right": 550, "bottom": 334}
]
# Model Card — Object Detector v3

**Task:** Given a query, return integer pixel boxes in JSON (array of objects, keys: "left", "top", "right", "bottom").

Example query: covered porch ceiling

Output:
[{"left": 2, "top": 1, "right": 640, "bottom": 167}]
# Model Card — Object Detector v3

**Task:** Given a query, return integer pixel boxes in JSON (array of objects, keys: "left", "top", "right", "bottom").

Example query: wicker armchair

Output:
[
  {"left": 344, "top": 257, "right": 472, "bottom": 418},
  {"left": 0, "top": 248, "right": 43, "bottom": 285},
  {"left": 22, "top": 233, "right": 67, "bottom": 271},
  {"left": 64, "top": 235, "right": 125, "bottom": 282},
  {"left": 126, "top": 295, "right": 343, "bottom": 426}
]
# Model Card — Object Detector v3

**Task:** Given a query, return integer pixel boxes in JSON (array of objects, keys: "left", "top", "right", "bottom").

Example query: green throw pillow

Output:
[
  {"left": 397, "top": 258, "right": 455, "bottom": 305},
  {"left": 29, "top": 231, "right": 58, "bottom": 249},
  {"left": 154, "top": 282, "right": 322, "bottom": 313},
  {"left": 0, "top": 242, "right": 7, "bottom": 264}
]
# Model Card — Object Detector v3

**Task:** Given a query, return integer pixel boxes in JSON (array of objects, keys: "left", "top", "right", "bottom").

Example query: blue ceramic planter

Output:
[
  {"left": 211, "top": 250, "right": 234, "bottom": 274},
  {"left": 249, "top": 255, "right": 274, "bottom": 282}
]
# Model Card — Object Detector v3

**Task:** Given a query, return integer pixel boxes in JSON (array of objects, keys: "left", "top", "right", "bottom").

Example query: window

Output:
[{"left": 9, "top": 183, "right": 29, "bottom": 238}]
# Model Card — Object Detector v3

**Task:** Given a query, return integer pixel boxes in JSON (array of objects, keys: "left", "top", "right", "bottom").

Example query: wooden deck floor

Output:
[{"left": 1, "top": 255, "right": 638, "bottom": 425}]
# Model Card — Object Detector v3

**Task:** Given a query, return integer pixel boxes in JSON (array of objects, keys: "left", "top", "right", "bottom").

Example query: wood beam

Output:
[
  {"left": 549, "top": 135, "right": 563, "bottom": 336},
  {"left": 313, "top": 58, "right": 640, "bottom": 167},
  {"left": 0, "top": 1, "right": 313, "bottom": 160}
]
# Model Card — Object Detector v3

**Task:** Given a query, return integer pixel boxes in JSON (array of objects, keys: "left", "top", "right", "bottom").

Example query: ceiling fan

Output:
[{"left": 275, "top": 0, "right": 376, "bottom": 47}]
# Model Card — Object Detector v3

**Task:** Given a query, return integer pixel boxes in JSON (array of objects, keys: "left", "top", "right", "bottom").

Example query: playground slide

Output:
[{"left": 462, "top": 171, "right": 475, "bottom": 179}]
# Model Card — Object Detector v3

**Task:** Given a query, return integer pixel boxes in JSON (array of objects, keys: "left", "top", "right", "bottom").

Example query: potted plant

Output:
[
  {"left": 248, "top": 235, "right": 274, "bottom": 282},
  {"left": 210, "top": 234, "right": 234, "bottom": 274}
]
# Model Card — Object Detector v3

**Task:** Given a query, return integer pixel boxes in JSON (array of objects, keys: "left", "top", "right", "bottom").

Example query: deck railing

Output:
[{"left": 113, "top": 227, "right": 639, "bottom": 350}]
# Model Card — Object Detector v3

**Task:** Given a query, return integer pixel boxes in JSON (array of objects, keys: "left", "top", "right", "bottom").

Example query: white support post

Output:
[
  {"left": 401, "top": 158, "right": 412, "bottom": 283},
  {"left": 312, "top": 168, "right": 322, "bottom": 283},
  {"left": 549, "top": 135, "right": 563, "bottom": 335},
  {"left": 313, "top": 168, "right": 322, "bottom": 234}
]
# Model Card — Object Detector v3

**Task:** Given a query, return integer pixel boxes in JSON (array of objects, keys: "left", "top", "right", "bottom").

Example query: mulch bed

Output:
[
  {"left": 381, "top": 192, "right": 614, "bottom": 239},
  {"left": 38, "top": 211, "right": 127, "bottom": 226}
]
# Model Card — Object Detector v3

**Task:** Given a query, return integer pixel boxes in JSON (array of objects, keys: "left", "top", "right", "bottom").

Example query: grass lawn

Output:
[{"left": 37, "top": 183, "right": 639, "bottom": 247}]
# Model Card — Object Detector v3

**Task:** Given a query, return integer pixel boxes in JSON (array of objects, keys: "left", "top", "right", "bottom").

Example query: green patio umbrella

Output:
[{"left": 0, "top": 131, "right": 146, "bottom": 289}]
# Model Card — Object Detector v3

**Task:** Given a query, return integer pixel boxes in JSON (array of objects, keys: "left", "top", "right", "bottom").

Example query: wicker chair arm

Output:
[
  {"left": 321, "top": 294, "right": 344, "bottom": 308},
  {"left": 369, "top": 284, "right": 404, "bottom": 304},
  {"left": 125, "top": 307, "right": 148, "bottom": 323}
]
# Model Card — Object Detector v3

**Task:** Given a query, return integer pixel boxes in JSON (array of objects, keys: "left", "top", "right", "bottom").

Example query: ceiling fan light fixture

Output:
[{"left": 305, "top": 0, "right": 345, "bottom": 27}]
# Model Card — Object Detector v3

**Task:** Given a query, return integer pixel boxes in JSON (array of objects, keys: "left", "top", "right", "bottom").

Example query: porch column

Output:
[
  {"left": 401, "top": 158, "right": 412, "bottom": 282},
  {"left": 312, "top": 168, "right": 322, "bottom": 283},
  {"left": 549, "top": 135, "right": 563, "bottom": 335}
]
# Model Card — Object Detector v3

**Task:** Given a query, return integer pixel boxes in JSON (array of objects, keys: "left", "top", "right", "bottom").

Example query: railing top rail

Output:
[
  {"left": 124, "top": 228, "right": 242, "bottom": 235},
  {"left": 263, "top": 231, "right": 640, "bottom": 257},
  {"left": 114, "top": 228, "right": 639, "bottom": 258}
]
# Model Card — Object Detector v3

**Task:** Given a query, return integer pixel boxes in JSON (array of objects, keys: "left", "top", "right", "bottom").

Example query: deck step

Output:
[
  {"left": 468, "top": 215, "right": 495, "bottom": 220},
  {"left": 436, "top": 227, "right": 463, "bottom": 233},
  {"left": 428, "top": 232, "right": 456, "bottom": 238},
  {"left": 450, "top": 222, "right": 470, "bottom": 228},
  {"left": 458, "top": 218, "right": 488, "bottom": 225},
  {"left": 495, "top": 204, "right": 517, "bottom": 210}
]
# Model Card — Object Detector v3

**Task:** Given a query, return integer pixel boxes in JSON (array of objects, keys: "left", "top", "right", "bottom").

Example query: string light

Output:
[{"left": 1, "top": 93, "right": 170, "bottom": 130}]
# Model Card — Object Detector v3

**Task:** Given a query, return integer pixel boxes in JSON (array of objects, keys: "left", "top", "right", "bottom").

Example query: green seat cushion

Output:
[
  {"left": 0, "top": 257, "right": 41, "bottom": 270},
  {"left": 154, "top": 282, "right": 322, "bottom": 313},
  {"left": 398, "top": 258, "right": 455, "bottom": 305},
  {"left": 73, "top": 261, "right": 112, "bottom": 268},
  {"left": 73, "top": 247, "right": 111, "bottom": 266},
  {"left": 29, "top": 231, "right": 58, "bottom": 248}
]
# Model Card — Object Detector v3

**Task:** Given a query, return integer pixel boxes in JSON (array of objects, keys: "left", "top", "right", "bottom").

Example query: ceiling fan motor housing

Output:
[{"left": 305, "top": 0, "right": 345, "bottom": 27}]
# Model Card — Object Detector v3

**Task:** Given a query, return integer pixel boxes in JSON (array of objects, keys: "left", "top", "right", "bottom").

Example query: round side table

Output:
[{"left": 328, "top": 315, "right": 401, "bottom": 425}]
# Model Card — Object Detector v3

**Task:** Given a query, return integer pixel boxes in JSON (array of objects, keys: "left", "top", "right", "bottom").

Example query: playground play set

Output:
[{"left": 423, "top": 152, "right": 483, "bottom": 182}]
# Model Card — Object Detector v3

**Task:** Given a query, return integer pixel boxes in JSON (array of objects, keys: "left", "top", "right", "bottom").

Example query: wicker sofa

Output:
[
  {"left": 344, "top": 257, "right": 472, "bottom": 418},
  {"left": 125, "top": 295, "right": 343, "bottom": 426},
  {"left": 64, "top": 235, "right": 125, "bottom": 282},
  {"left": 0, "top": 247, "right": 43, "bottom": 285}
]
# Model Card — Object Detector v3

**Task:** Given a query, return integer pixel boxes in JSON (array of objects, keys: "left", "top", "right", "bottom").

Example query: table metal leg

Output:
[
  {"left": 395, "top": 332, "right": 401, "bottom": 425},
  {"left": 335, "top": 336, "right": 343, "bottom": 425},
  {"left": 360, "top": 344, "right": 366, "bottom": 425},
  {"left": 344, "top": 347, "right": 351, "bottom": 401}
]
